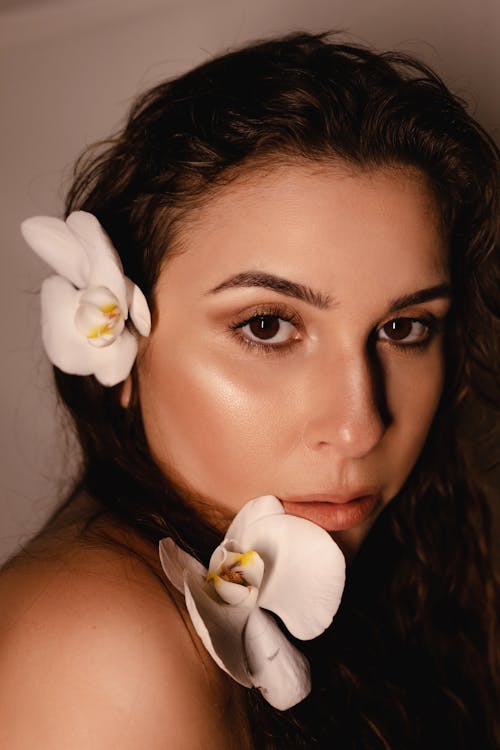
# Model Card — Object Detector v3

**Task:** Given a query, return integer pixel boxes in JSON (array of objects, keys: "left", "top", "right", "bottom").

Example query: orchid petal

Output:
[
  {"left": 125, "top": 277, "right": 151, "bottom": 336},
  {"left": 66, "top": 212, "right": 127, "bottom": 314},
  {"left": 210, "top": 577, "right": 255, "bottom": 606},
  {"left": 184, "top": 569, "right": 255, "bottom": 688},
  {"left": 207, "top": 544, "right": 227, "bottom": 574},
  {"left": 159, "top": 538, "right": 207, "bottom": 595},
  {"left": 225, "top": 495, "right": 284, "bottom": 546},
  {"left": 240, "top": 514, "right": 345, "bottom": 640},
  {"left": 40, "top": 276, "right": 96, "bottom": 375},
  {"left": 244, "top": 608, "right": 311, "bottom": 710},
  {"left": 90, "top": 328, "right": 138, "bottom": 386},
  {"left": 21, "top": 216, "right": 89, "bottom": 288}
]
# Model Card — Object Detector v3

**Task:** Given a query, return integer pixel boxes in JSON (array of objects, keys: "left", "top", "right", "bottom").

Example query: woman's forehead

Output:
[{"left": 155, "top": 162, "right": 448, "bottom": 301}]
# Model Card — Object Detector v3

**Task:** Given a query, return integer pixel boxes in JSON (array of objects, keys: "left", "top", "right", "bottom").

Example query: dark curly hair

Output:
[{"left": 48, "top": 31, "right": 499, "bottom": 748}]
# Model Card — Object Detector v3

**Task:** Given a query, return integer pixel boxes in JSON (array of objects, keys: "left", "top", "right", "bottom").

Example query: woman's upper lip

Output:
[{"left": 280, "top": 489, "right": 379, "bottom": 505}]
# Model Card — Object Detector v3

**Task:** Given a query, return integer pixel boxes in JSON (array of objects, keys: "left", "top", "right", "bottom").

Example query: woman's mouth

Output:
[{"left": 280, "top": 492, "right": 380, "bottom": 531}]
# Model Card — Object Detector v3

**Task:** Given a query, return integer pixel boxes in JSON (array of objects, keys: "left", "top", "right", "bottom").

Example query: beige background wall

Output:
[{"left": 1, "top": 0, "right": 499, "bottom": 564}]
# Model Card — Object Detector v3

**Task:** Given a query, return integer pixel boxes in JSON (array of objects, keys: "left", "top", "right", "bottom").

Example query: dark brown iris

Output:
[
  {"left": 383, "top": 318, "right": 413, "bottom": 340},
  {"left": 249, "top": 315, "right": 280, "bottom": 340}
]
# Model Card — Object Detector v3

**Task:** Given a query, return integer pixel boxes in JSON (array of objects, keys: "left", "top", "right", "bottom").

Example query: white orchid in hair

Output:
[
  {"left": 21, "top": 211, "right": 151, "bottom": 386},
  {"left": 159, "top": 495, "right": 345, "bottom": 710}
]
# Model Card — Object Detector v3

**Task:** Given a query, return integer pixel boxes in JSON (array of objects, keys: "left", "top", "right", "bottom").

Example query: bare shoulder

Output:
[{"left": 0, "top": 526, "right": 251, "bottom": 749}]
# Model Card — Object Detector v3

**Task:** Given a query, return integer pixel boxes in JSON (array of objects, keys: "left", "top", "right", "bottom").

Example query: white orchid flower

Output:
[
  {"left": 159, "top": 495, "right": 345, "bottom": 710},
  {"left": 21, "top": 211, "right": 151, "bottom": 386}
]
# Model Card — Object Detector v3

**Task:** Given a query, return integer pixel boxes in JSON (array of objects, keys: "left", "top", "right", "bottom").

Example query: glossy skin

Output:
[{"left": 136, "top": 163, "right": 451, "bottom": 558}]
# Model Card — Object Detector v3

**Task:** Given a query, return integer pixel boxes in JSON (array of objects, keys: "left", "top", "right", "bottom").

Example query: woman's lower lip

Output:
[{"left": 281, "top": 496, "right": 379, "bottom": 531}]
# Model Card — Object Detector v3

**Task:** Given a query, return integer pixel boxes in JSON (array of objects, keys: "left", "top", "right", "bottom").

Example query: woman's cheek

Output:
[
  {"left": 382, "top": 344, "right": 446, "bottom": 493},
  {"left": 138, "top": 345, "right": 293, "bottom": 500}
]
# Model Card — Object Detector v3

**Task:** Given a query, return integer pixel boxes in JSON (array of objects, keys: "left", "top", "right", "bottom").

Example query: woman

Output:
[{"left": 0, "top": 31, "right": 498, "bottom": 748}]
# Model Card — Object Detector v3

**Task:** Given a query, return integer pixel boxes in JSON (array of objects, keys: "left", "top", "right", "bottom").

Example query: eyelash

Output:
[
  {"left": 375, "top": 314, "right": 443, "bottom": 354},
  {"left": 229, "top": 306, "right": 443, "bottom": 355},
  {"left": 229, "top": 305, "right": 302, "bottom": 355}
]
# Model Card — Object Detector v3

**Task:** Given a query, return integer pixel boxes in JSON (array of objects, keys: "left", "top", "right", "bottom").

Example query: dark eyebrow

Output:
[
  {"left": 209, "top": 272, "right": 451, "bottom": 313},
  {"left": 387, "top": 283, "right": 452, "bottom": 313},
  {"left": 208, "top": 270, "right": 334, "bottom": 310}
]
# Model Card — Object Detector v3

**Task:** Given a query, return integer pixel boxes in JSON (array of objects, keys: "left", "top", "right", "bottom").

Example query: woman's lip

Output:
[
  {"left": 281, "top": 495, "right": 380, "bottom": 532},
  {"left": 281, "top": 490, "right": 378, "bottom": 505}
]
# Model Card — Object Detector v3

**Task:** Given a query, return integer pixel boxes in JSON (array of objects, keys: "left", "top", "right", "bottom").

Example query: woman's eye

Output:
[
  {"left": 237, "top": 314, "right": 299, "bottom": 346},
  {"left": 378, "top": 317, "right": 431, "bottom": 345}
]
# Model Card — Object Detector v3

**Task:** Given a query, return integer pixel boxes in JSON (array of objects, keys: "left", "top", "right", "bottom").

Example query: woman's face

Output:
[{"left": 136, "top": 163, "right": 451, "bottom": 557}]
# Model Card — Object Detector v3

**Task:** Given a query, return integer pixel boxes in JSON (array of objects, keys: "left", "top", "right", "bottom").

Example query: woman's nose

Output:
[{"left": 302, "top": 349, "right": 388, "bottom": 459}]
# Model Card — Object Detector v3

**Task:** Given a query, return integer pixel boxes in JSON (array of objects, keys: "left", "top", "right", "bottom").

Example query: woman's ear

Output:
[{"left": 120, "top": 375, "right": 132, "bottom": 408}]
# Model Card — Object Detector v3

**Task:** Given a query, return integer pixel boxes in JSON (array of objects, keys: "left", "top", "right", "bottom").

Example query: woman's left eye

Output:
[
  {"left": 233, "top": 313, "right": 300, "bottom": 349},
  {"left": 377, "top": 317, "right": 433, "bottom": 346}
]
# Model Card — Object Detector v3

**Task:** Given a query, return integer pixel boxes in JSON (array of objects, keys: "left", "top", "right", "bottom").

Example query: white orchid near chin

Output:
[
  {"left": 159, "top": 495, "right": 345, "bottom": 710},
  {"left": 21, "top": 211, "right": 151, "bottom": 387}
]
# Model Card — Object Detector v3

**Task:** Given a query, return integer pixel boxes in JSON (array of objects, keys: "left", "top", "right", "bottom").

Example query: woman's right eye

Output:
[{"left": 232, "top": 313, "right": 301, "bottom": 349}]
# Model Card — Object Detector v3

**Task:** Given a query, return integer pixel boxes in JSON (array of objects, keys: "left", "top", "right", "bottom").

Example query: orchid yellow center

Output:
[
  {"left": 87, "top": 304, "right": 120, "bottom": 338},
  {"left": 207, "top": 549, "right": 260, "bottom": 588},
  {"left": 219, "top": 550, "right": 259, "bottom": 585},
  {"left": 74, "top": 286, "right": 125, "bottom": 348}
]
